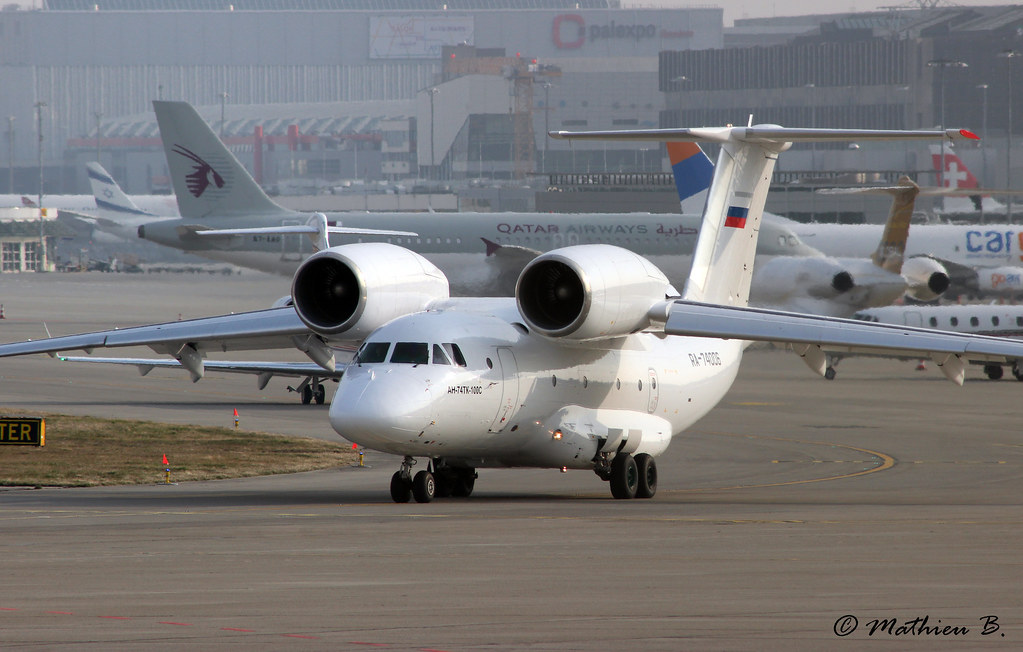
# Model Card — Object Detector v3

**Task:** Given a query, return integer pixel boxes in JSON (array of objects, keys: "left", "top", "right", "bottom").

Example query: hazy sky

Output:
[{"left": 629, "top": 1, "right": 1021, "bottom": 27}]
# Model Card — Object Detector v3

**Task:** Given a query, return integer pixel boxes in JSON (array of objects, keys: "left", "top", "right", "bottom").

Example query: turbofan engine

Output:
[
  {"left": 291, "top": 243, "right": 449, "bottom": 339},
  {"left": 902, "top": 256, "right": 950, "bottom": 302},
  {"left": 515, "top": 245, "right": 676, "bottom": 340}
]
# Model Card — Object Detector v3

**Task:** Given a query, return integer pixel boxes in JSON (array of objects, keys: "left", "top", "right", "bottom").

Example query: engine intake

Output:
[
  {"left": 292, "top": 243, "right": 449, "bottom": 339},
  {"left": 516, "top": 245, "right": 675, "bottom": 340}
]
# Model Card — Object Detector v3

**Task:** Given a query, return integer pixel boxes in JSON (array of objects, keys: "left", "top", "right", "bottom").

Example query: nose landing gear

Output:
[{"left": 389, "top": 457, "right": 477, "bottom": 503}]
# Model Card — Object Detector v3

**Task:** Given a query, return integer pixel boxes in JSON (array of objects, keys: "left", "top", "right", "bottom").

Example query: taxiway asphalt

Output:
[{"left": 1, "top": 273, "right": 1020, "bottom": 650}]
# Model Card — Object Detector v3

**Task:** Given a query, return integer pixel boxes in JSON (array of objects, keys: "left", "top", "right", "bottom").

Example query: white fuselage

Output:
[{"left": 329, "top": 306, "right": 741, "bottom": 469}]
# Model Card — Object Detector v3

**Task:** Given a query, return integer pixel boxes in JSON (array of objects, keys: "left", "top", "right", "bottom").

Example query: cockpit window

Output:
[
  {"left": 432, "top": 344, "right": 451, "bottom": 365},
  {"left": 443, "top": 342, "right": 467, "bottom": 367},
  {"left": 354, "top": 341, "right": 390, "bottom": 364},
  {"left": 391, "top": 342, "right": 429, "bottom": 364}
]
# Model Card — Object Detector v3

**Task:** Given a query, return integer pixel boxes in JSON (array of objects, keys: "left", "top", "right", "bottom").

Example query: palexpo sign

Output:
[{"left": 552, "top": 14, "right": 693, "bottom": 50}]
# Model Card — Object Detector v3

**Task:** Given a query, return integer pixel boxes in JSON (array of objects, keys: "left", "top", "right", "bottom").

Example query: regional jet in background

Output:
[
  {"left": 852, "top": 302, "right": 1023, "bottom": 381},
  {"left": 138, "top": 100, "right": 813, "bottom": 295},
  {"left": 3, "top": 123, "right": 1016, "bottom": 504}
]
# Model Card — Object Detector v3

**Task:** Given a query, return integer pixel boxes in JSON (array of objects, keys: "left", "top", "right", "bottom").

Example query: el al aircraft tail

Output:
[
  {"left": 153, "top": 100, "right": 295, "bottom": 220},
  {"left": 86, "top": 162, "right": 154, "bottom": 217},
  {"left": 551, "top": 125, "right": 978, "bottom": 307}
]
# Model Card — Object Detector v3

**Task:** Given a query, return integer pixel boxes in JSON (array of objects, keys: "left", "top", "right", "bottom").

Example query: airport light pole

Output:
[
  {"left": 34, "top": 100, "right": 46, "bottom": 272},
  {"left": 542, "top": 81, "right": 552, "bottom": 174},
  {"left": 427, "top": 87, "right": 438, "bottom": 180},
  {"left": 219, "top": 92, "right": 228, "bottom": 139},
  {"left": 6, "top": 116, "right": 13, "bottom": 194},
  {"left": 1000, "top": 49, "right": 1019, "bottom": 222},
  {"left": 94, "top": 111, "right": 102, "bottom": 165},
  {"left": 977, "top": 83, "right": 989, "bottom": 223},
  {"left": 927, "top": 59, "right": 968, "bottom": 189}
]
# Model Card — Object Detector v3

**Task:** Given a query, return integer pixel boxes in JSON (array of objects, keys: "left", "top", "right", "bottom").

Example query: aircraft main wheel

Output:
[
  {"left": 985, "top": 364, "right": 1004, "bottom": 380},
  {"left": 1014, "top": 365, "right": 1023, "bottom": 382},
  {"left": 609, "top": 453, "right": 638, "bottom": 499},
  {"left": 390, "top": 472, "right": 412, "bottom": 503},
  {"left": 314, "top": 385, "right": 326, "bottom": 404},
  {"left": 301, "top": 385, "right": 313, "bottom": 404},
  {"left": 635, "top": 453, "right": 657, "bottom": 499},
  {"left": 412, "top": 470, "right": 436, "bottom": 503},
  {"left": 824, "top": 366, "right": 837, "bottom": 381},
  {"left": 452, "top": 469, "right": 476, "bottom": 498}
]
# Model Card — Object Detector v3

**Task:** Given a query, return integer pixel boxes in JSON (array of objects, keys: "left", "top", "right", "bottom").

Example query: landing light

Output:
[
  {"left": 552, "top": 429, "right": 563, "bottom": 440},
  {"left": 560, "top": 467, "right": 568, "bottom": 473}
]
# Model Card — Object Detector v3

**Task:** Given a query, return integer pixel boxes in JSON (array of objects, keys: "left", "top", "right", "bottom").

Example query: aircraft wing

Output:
[
  {"left": 0, "top": 307, "right": 316, "bottom": 360},
  {"left": 665, "top": 300, "right": 1023, "bottom": 384}
]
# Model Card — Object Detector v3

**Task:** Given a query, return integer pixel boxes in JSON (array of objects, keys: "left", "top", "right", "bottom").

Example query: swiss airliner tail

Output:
[{"left": 929, "top": 144, "right": 1005, "bottom": 213}]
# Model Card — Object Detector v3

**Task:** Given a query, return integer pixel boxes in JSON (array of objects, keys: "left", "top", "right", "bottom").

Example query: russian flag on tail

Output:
[
  {"left": 724, "top": 206, "right": 748, "bottom": 228},
  {"left": 666, "top": 142, "right": 714, "bottom": 204}
]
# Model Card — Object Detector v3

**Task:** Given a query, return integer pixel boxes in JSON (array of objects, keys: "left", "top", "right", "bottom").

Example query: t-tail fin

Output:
[
  {"left": 153, "top": 100, "right": 294, "bottom": 220},
  {"left": 666, "top": 141, "right": 714, "bottom": 213},
  {"left": 86, "top": 162, "right": 152, "bottom": 217},
  {"left": 551, "top": 125, "right": 978, "bottom": 308}
]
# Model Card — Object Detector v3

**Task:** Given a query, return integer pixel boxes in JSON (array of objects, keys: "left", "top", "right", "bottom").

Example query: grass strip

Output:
[{"left": 0, "top": 412, "right": 356, "bottom": 487}]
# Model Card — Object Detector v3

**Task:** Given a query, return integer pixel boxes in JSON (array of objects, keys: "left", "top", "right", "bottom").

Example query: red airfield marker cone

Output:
[{"left": 162, "top": 453, "right": 171, "bottom": 484}]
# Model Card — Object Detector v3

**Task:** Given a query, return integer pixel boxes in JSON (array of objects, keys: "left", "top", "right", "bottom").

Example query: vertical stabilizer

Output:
[
  {"left": 153, "top": 101, "right": 295, "bottom": 220},
  {"left": 86, "top": 162, "right": 152, "bottom": 217},
  {"left": 870, "top": 176, "right": 920, "bottom": 273},
  {"left": 682, "top": 136, "right": 781, "bottom": 306}
]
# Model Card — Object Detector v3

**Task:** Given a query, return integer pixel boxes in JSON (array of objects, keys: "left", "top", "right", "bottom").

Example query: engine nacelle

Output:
[
  {"left": 515, "top": 245, "right": 675, "bottom": 340},
  {"left": 291, "top": 243, "right": 449, "bottom": 339},
  {"left": 902, "top": 256, "right": 950, "bottom": 302},
  {"left": 975, "top": 266, "right": 1023, "bottom": 294}
]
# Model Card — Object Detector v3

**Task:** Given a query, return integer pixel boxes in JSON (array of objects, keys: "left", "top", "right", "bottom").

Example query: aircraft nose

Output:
[{"left": 329, "top": 368, "right": 436, "bottom": 448}]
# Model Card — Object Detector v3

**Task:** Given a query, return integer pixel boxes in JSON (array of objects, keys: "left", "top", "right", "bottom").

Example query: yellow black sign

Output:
[{"left": 0, "top": 417, "right": 45, "bottom": 446}]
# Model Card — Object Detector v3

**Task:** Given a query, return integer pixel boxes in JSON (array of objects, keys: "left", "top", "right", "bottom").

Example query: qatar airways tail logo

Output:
[{"left": 172, "top": 144, "right": 225, "bottom": 198}]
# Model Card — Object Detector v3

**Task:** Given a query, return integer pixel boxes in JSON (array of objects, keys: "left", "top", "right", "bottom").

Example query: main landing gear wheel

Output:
[
  {"left": 301, "top": 385, "right": 313, "bottom": 404},
  {"left": 412, "top": 470, "right": 436, "bottom": 503},
  {"left": 610, "top": 453, "right": 638, "bottom": 499},
  {"left": 634, "top": 453, "right": 657, "bottom": 499},
  {"left": 985, "top": 364, "right": 1004, "bottom": 380},
  {"left": 451, "top": 469, "right": 476, "bottom": 498},
  {"left": 390, "top": 471, "right": 412, "bottom": 503},
  {"left": 314, "top": 384, "right": 326, "bottom": 404}
]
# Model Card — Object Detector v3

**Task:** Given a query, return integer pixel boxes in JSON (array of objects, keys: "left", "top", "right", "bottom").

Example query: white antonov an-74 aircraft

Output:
[{"left": 4, "top": 123, "right": 1017, "bottom": 503}]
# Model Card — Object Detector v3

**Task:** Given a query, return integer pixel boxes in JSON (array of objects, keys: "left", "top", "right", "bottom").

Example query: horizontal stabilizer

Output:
[{"left": 551, "top": 126, "right": 978, "bottom": 144}]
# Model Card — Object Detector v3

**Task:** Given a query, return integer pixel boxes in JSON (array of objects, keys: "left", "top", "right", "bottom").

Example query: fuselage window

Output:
[
  {"left": 992, "top": 316, "right": 1000, "bottom": 326},
  {"left": 432, "top": 344, "right": 452, "bottom": 365},
  {"left": 970, "top": 316, "right": 980, "bottom": 327},
  {"left": 391, "top": 342, "right": 429, "bottom": 364},
  {"left": 444, "top": 343, "right": 467, "bottom": 367},
  {"left": 950, "top": 317, "right": 959, "bottom": 327},
  {"left": 929, "top": 317, "right": 938, "bottom": 327},
  {"left": 354, "top": 341, "right": 390, "bottom": 364}
]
